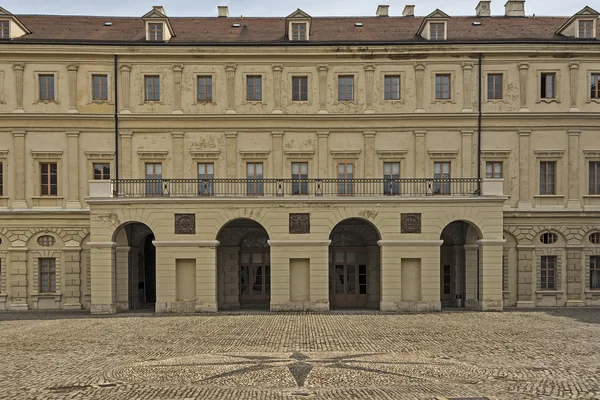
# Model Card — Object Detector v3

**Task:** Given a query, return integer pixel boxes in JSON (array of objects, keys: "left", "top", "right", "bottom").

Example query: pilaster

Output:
[
  {"left": 518, "top": 129, "right": 532, "bottom": 209},
  {"left": 414, "top": 63, "right": 426, "bottom": 112},
  {"left": 225, "top": 64, "right": 237, "bottom": 114},
  {"left": 516, "top": 244, "right": 535, "bottom": 308},
  {"left": 461, "top": 130, "right": 473, "bottom": 178},
  {"left": 364, "top": 64, "right": 375, "bottom": 113},
  {"left": 119, "top": 64, "right": 131, "bottom": 114},
  {"left": 271, "top": 131, "right": 284, "bottom": 176},
  {"left": 119, "top": 130, "right": 133, "bottom": 179},
  {"left": 272, "top": 64, "right": 283, "bottom": 114},
  {"left": 317, "top": 131, "right": 329, "bottom": 177},
  {"left": 8, "top": 248, "right": 28, "bottom": 310},
  {"left": 12, "top": 130, "right": 27, "bottom": 209},
  {"left": 12, "top": 62, "right": 25, "bottom": 113},
  {"left": 317, "top": 64, "right": 329, "bottom": 114},
  {"left": 89, "top": 242, "right": 117, "bottom": 315},
  {"left": 461, "top": 62, "right": 473, "bottom": 112},
  {"left": 477, "top": 239, "right": 505, "bottom": 311},
  {"left": 67, "top": 63, "right": 79, "bottom": 113},
  {"left": 518, "top": 62, "right": 529, "bottom": 112},
  {"left": 567, "top": 130, "right": 581, "bottom": 209},
  {"left": 62, "top": 246, "right": 82, "bottom": 310},
  {"left": 464, "top": 244, "right": 479, "bottom": 308},
  {"left": 66, "top": 131, "right": 82, "bottom": 209},
  {"left": 565, "top": 245, "right": 585, "bottom": 306},
  {"left": 225, "top": 130, "right": 238, "bottom": 178},
  {"left": 363, "top": 130, "right": 376, "bottom": 178},
  {"left": 172, "top": 64, "right": 184, "bottom": 114},
  {"left": 172, "top": 132, "right": 184, "bottom": 178},
  {"left": 569, "top": 61, "right": 580, "bottom": 112},
  {"left": 195, "top": 244, "right": 219, "bottom": 312},
  {"left": 414, "top": 130, "right": 426, "bottom": 178}
]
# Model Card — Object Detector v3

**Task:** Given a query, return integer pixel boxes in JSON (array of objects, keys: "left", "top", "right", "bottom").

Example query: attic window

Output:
[
  {"left": 291, "top": 23, "right": 307, "bottom": 40},
  {"left": 579, "top": 20, "right": 594, "bottom": 38},
  {"left": 148, "top": 23, "right": 164, "bottom": 41},
  {"left": 232, "top": 23, "right": 240, "bottom": 28},
  {"left": 355, "top": 22, "right": 363, "bottom": 27},
  {"left": 430, "top": 22, "right": 445, "bottom": 40},
  {"left": 0, "top": 20, "right": 9, "bottom": 39},
  {"left": 104, "top": 22, "right": 112, "bottom": 26}
]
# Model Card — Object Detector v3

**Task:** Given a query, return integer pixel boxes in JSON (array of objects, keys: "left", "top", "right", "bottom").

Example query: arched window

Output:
[
  {"left": 589, "top": 232, "right": 600, "bottom": 245},
  {"left": 540, "top": 232, "right": 558, "bottom": 245},
  {"left": 37, "top": 235, "right": 55, "bottom": 247}
]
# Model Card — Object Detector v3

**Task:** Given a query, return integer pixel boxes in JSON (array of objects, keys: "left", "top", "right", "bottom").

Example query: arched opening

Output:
[
  {"left": 216, "top": 219, "right": 270, "bottom": 310},
  {"left": 112, "top": 222, "right": 156, "bottom": 311},
  {"left": 440, "top": 221, "right": 481, "bottom": 309},
  {"left": 329, "top": 218, "right": 381, "bottom": 309}
]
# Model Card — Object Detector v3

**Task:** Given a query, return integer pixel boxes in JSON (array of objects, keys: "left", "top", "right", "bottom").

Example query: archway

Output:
[
  {"left": 439, "top": 221, "right": 481, "bottom": 308},
  {"left": 216, "top": 219, "right": 270, "bottom": 310},
  {"left": 112, "top": 222, "right": 156, "bottom": 311},
  {"left": 329, "top": 218, "right": 381, "bottom": 309}
]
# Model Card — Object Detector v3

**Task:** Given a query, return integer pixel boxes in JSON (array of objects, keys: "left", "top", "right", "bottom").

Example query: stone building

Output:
[{"left": 0, "top": 1, "right": 598, "bottom": 314}]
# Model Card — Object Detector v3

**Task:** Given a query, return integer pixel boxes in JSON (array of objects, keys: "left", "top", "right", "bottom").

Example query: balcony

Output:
[{"left": 87, "top": 178, "right": 500, "bottom": 199}]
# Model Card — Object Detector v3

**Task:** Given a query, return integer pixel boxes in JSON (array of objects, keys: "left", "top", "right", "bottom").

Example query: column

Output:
[
  {"left": 119, "top": 64, "right": 131, "bottom": 113},
  {"left": 225, "top": 130, "right": 238, "bottom": 178},
  {"left": 516, "top": 245, "right": 535, "bottom": 307},
  {"left": 461, "top": 130, "right": 473, "bottom": 178},
  {"left": 477, "top": 239, "right": 505, "bottom": 311},
  {"left": 172, "top": 64, "right": 184, "bottom": 114},
  {"left": 89, "top": 242, "right": 117, "bottom": 314},
  {"left": 114, "top": 246, "right": 130, "bottom": 311},
  {"left": 12, "top": 131, "right": 27, "bottom": 209},
  {"left": 464, "top": 244, "right": 479, "bottom": 308},
  {"left": 364, "top": 64, "right": 375, "bottom": 113},
  {"left": 271, "top": 131, "right": 284, "bottom": 177},
  {"left": 414, "top": 63, "right": 426, "bottom": 112},
  {"left": 567, "top": 130, "right": 581, "bottom": 209},
  {"left": 317, "top": 131, "right": 329, "bottom": 177},
  {"left": 172, "top": 132, "right": 184, "bottom": 178},
  {"left": 225, "top": 64, "right": 236, "bottom": 114},
  {"left": 414, "top": 130, "right": 426, "bottom": 178},
  {"left": 367, "top": 245, "right": 380, "bottom": 308},
  {"left": 66, "top": 131, "right": 81, "bottom": 209},
  {"left": 518, "top": 62, "right": 529, "bottom": 112},
  {"left": 12, "top": 62, "right": 25, "bottom": 113},
  {"left": 518, "top": 129, "right": 531, "bottom": 209},
  {"left": 119, "top": 130, "right": 133, "bottom": 179},
  {"left": 462, "top": 62, "right": 473, "bottom": 112},
  {"left": 569, "top": 61, "right": 580, "bottom": 112},
  {"left": 565, "top": 245, "right": 585, "bottom": 306},
  {"left": 67, "top": 63, "right": 79, "bottom": 113},
  {"left": 62, "top": 245, "right": 82, "bottom": 310},
  {"left": 272, "top": 64, "right": 283, "bottom": 114},
  {"left": 317, "top": 64, "right": 329, "bottom": 114},
  {"left": 363, "top": 130, "right": 376, "bottom": 178},
  {"left": 8, "top": 248, "right": 28, "bottom": 310}
]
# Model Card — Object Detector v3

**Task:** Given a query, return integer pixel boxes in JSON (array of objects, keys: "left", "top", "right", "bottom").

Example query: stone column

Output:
[
  {"left": 414, "top": 130, "right": 427, "bottom": 178},
  {"left": 567, "top": 130, "right": 581, "bottom": 209},
  {"left": 414, "top": 63, "right": 426, "bottom": 112},
  {"left": 569, "top": 62, "right": 580, "bottom": 112},
  {"left": 62, "top": 245, "right": 82, "bottom": 310},
  {"left": 172, "top": 132, "right": 184, "bottom": 178},
  {"left": 225, "top": 130, "right": 238, "bottom": 178},
  {"left": 119, "top": 64, "right": 131, "bottom": 113},
  {"left": 363, "top": 130, "right": 376, "bottom": 178},
  {"left": 12, "top": 62, "right": 25, "bottom": 113},
  {"left": 461, "top": 130, "right": 473, "bottom": 178},
  {"left": 516, "top": 245, "right": 535, "bottom": 307},
  {"left": 518, "top": 129, "right": 531, "bottom": 209},
  {"left": 271, "top": 131, "right": 284, "bottom": 178},
  {"left": 172, "top": 64, "right": 183, "bottom": 114},
  {"left": 67, "top": 63, "right": 79, "bottom": 113},
  {"left": 317, "top": 131, "right": 329, "bottom": 178},
  {"left": 8, "top": 248, "right": 28, "bottom": 310},
  {"left": 119, "top": 130, "right": 133, "bottom": 180},
  {"left": 12, "top": 131, "right": 27, "bottom": 209},
  {"left": 66, "top": 131, "right": 82, "bottom": 209},
  {"left": 225, "top": 64, "right": 236, "bottom": 114},
  {"left": 462, "top": 62, "right": 474, "bottom": 112},
  {"left": 364, "top": 64, "right": 375, "bottom": 113},
  {"left": 272, "top": 64, "right": 283, "bottom": 114},
  {"left": 89, "top": 242, "right": 117, "bottom": 314},
  {"left": 477, "top": 239, "right": 505, "bottom": 311},
  {"left": 565, "top": 245, "right": 585, "bottom": 306},
  {"left": 518, "top": 62, "right": 529, "bottom": 112},
  {"left": 317, "top": 64, "right": 329, "bottom": 114},
  {"left": 464, "top": 244, "right": 479, "bottom": 308}
]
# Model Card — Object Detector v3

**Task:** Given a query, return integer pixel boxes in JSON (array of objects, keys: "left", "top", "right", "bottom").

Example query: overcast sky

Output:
[{"left": 1, "top": 0, "right": 591, "bottom": 17}]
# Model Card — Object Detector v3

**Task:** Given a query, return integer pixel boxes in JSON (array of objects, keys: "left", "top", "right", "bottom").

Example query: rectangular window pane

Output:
[
  {"left": 540, "top": 161, "right": 556, "bottom": 195},
  {"left": 541, "top": 73, "right": 556, "bottom": 99},
  {"left": 39, "top": 75, "right": 55, "bottom": 101},
  {"left": 383, "top": 162, "right": 400, "bottom": 195},
  {"left": 292, "top": 23, "right": 306, "bottom": 40},
  {"left": 541, "top": 256, "right": 556, "bottom": 290},
  {"left": 247, "top": 76, "right": 262, "bottom": 101},
  {"left": 149, "top": 23, "right": 163, "bottom": 41},
  {"left": 430, "top": 23, "right": 445, "bottom": 40},
  {"left": 92, "top": 74, "right": 108, "bottom": 100},
  {"left": 39, "top": 258, "right": 56, "bottom": 293},
  {"left": 145, "top": 76, "right": 160, "bottom": 101},
  {"left": 93, "top": 163, "right": 110, "bottom": 180},
  {"left": 338, "top": 76, "right": 354, "bottom": 101},
  {"left": 0, "top": 21, "right": 9, "bottom": 39},
  {"left": 591, "top": 256, "right": 600, "bottom": 289},
  {"left": 591, "top": 74, "right": 600, "bottom": 100},
  {"left": 590, "top": 162, "right": 600, "bottom": 195},
  {"left": 434, "top": 162, "right": 451, "bottom": 195},
  {"left": 487, "top": 74, "right": 503, "bottom": 99},
  {"left": 384, "top": 75, "right": 401, "bottom": 100},
  {"left": 292, "top": 76, "right": 308, "bottom": 101},
  {"left": 435, "top": 74, "right": 451, "bottom": 99},
  {"left": 291, "top": 162, "right": 308, "bottom": 195},
  {"left": 197, "top": 76, "right": 213, "bottom": 101}
]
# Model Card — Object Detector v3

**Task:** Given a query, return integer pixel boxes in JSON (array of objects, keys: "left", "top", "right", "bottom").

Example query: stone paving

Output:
[{"left": 1, "top": 309, "right": 600, "bottom": 399}]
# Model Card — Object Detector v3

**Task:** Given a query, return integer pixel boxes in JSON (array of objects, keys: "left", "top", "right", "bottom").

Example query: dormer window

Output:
[
  {"left": 286, "top": 9, "right": 311, "bottom": 42},
  {"left": 430, "top": 23, "right": 445, "bottom": 40},
  {"left": 556, "top": 6, "right": 599, "bottom": 39},
  {"left": 148, "top": 23, "right": 164, "bottom": 41},
  {"left": 579, "top": 20, "right": 594, "bottom": 38},
  {"left": 142, "top": 6, "right": 174, "bottom": 42},
  {"left": 0, "top": 20, "right": 9, "bottom": 39},
  {"left": 291, "top": 23, "right": 307, "bottom": 41},
  {"left": 418, "top": 9, "right": 450, "bottom": 41}
]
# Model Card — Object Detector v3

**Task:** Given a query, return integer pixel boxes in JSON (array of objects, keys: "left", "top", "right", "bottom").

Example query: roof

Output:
[{"left": 1, "top": 14, "right": 598, "bottom": 45}]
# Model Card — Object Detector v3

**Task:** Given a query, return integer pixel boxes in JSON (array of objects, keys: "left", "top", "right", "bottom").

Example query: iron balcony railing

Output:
[{"left": 109, "top": 178, "right": 481, "bottom": 198}]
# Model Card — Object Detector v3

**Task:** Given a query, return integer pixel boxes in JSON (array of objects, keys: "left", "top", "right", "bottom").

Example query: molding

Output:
[
  {"left": 31, "top": 151, "right": 63, "bottom": 159},
  {"left": 152, "top": 240, "right": 220, "bottom": 248},
  {"left": 137, "top": 150, "right": 168, "bottom": 160},
  {"left": 240, "top": 150, "right": 270, "bottom": 160},
  {"left": 376, "top": 150, "right": 408, "bottom": 160},
  {"left": 87, "top": 242, "right": 118, "bottom": 249},
  {"left": 476, "top": 239, "right": 506, "bottom": 246},
  {"left": 428, "top": 149, "right": 459, "bottom": 159},
  {"left": 330, "top": 150, "right": 361, "bottom": 159},
  {"left": 267, "top": 240, "right": 331, "bottom": 246},
  {"left": 0, "top": 150, "right": 8, "bottom": 160},
  {"left": 85, "top": 151, "right": 114, "bottom": 160},
  {"left": 190, "top": 150, "right": 221, "bottom": 160},
  {"left": 284, "top": 150, "right": 315, "bottom": 159},
  {"left": 480, "top": 149, "right": 511, "bottom": 158},
  {"left": 377, "top": 240, "right": 444, "bottom": 247},
  {"left": 534, "top": 150, "right": 565, "bottom": 158},
  {"left": 583, "top": 150, "right": 600, "bottom": 158}
]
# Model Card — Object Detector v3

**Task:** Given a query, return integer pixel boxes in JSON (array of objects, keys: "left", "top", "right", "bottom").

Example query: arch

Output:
[
  {"left": 215, "top": 217, "right": 272, "bottom": 243},
  {"left": 328, "top": 216, "right": 383, "bottom": 244}
]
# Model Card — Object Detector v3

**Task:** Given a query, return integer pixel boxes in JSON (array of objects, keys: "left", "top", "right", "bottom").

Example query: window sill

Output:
[
  {"left": 485, "top": 98, "right": 506, "bottom": 103},
  {"left": 586, "top": 99, "right": 600, "bottom": 104},
  {"left": 142, "top": 101, "right": 164, "bottom": 105},
  {"left": 534, "top": 195, "right": 564, "bottom": 198},
  {"left": 35, "top": 100, "right": 59, "bottom": 105},
  {"left": 244, "top": 100, "right": 266, "bottom": 105},
  {"left": 383, "top": 99, "right": 404, "bottom": 104},
  {"left": 32, "top": 196, "right": 64, "bottom": 199},
  {"left": 536, "top": 99, "right": 561, "bottom": 104},
  {"left": 194, "top": 100, "right": 215, "bottom": 105},
  {"left": 335, "top": 100, "right": 355, "bottom": 104},
  {"left": 290, "top": 100, "right": 310, "bottom": 104},
  {"left": 87, "top": 100, "right": 113, "bottom": 105},
  {"left": 536, "top": 290, "right": 563, "bottom": 299},
  {"left": 431, "top": 99, "right": 455, "bottom": 104}
]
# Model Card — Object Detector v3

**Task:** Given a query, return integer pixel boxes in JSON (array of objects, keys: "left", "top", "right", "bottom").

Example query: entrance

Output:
[
  {"left": 239, "top": 248, "right": 270, "bottom": 307},
  {"left": 330, "top": 249, "right": 368, "bottom": 308}
]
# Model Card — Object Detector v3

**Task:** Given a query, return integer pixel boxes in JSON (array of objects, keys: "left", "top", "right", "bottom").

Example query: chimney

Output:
[
  {"left": 402, "top": 5, "right": 415, "bottom": 17},
  {"left": 376, "top": 5, "right": 389, "bottom": 17},
  {"left": 218, "top": 6, "right": 229, "bottom": 18},
  {"left": 504, "top": 0, "right": 525, "bottom": 17},
  {"left": 476, "top": 1, "right": 491, "bottom": 17}
]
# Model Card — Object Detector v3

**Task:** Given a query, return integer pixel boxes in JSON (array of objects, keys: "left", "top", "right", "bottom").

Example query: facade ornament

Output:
[
  {"left": 289, "top": 213, "right": 310, "bottom": 234},
  {"left": 175, "top": 214, "right": 196, "bottom": 234},
  {"left": 401, "top": 213, "right": 422, "bottom": 234}
]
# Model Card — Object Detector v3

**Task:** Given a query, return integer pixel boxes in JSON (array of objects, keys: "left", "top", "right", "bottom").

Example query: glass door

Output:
[
  {"left": 239, "top": 249, "right": 270, "bottom": 307},
  {"left": 330, "top": 250, "right": 368, "bottom": 308}
]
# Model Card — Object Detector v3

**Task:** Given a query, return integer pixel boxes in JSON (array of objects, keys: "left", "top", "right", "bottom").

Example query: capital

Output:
[
  {"left": 12, "top": 62, "right": 25, "bottom": 71},
  {"left": 67, "top": 63, "right": 80, "bottom": 72},
  {"left": 317, "top": 64, "right": 329, "bottom": 72}
]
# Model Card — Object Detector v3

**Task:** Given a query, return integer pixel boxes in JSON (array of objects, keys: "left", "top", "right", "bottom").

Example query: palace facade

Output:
[{"left": 0, "top": 1, "right": 599, "bottom": 314}]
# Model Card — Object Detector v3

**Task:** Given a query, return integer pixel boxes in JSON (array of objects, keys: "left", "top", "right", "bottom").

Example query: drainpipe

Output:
[
  {"left": 477, "top": 53, "right": 483, "bottom": 194},
  {"left": 114, "top": 55, "right": 119, "bottom": 193}
]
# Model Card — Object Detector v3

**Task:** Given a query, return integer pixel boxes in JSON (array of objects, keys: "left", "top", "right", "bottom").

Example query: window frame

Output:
[
  {"left": 93, "top": 163, "right": 110, "bottom": 180},
  {"left": 38, "top": 74, "right": 55, "bottom": 101},
  {"left": 337, "top": 75, "right": 354, "bottom": 102},
  {"left": 384, "top": 75, "right": 401, "bottom": 101},
  {"left": 537, "top": 70, "right": 561, "bottom": 103},
  {"left": 486, "top": 161, "right": 503, "bottom": 179},
  {"left": 246, "top": 162, "right": 264, "bottom": 196},
  {"left": 291, "top": 23, "right": 307, "bottom": 41},
  {"left": 0, "top": 161, "right": 3, "bottom": 196},
  {"left": 540, "top": 255, "right": 556, "bottom": 290},
  {"left": 92, "top": 74, "right": 109, "bottom": 101},
  {"left": 539, "top": 161, "right": 556, "bottom": 195},
  {"left": 145, "top": 162, "right": 163, "bottom": 197},
  {"left": 590, "top": 161, "right": 600, "bottom": 195},
  {"left": 429, "top": 22, "right": 445, "bottom": 40},
  {"left": 487, "top": 73, "right": 503, "bottom": 100},
  {"left": 40, "top": 162, "right": 58, "bottom": 196},
  {"left": 590, "top": 73, "right": 600, "bottom": 101},
  {"left": 337, "top": 162, "right": 355, "bottom": 196},
  {"left": 590, "top": 256, "right": 600, "bottom": 290},
  {"left": 383, "top": 162, "right": 401, "bottom": 196},
  {"left": 291, "top": 162, "right": 309, "bottom": 195},
  {"left": 39, "top": 258, "right": 56, "bottom": 294},
  {"left": 148, "top": 23, "right": 164, "bottom": 41},
  {"left": 246, "top": 75, "right": 263, "bottom": 102},
  {"left": 197, "top": 162, "right": 215, "bottom": 196},
  {"left": 433, "top": 161, "right": 451, "bottom": 195},
  {"left": 578, "top": 19, "right": 595, "bottom": 39},
  {"left": 435, "top": 73, "right": 452, "bottom": 100},
  {"left": 0, "top": 20, "right": 9, "bottom": 39},
  {"left": 197, "top": 75, "right": 213, "bottom": 102},
  {"left": 291, "top": 76, "right": 308, "bottom": 102},
  {"left": 144, "top": 75, "right": 161, "bottom": 102}
]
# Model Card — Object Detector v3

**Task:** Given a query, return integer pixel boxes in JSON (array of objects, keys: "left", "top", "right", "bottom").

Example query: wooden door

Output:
[
  {"left": 239, "top": 249, "right": 270, "bottom": 308},
  {"left": 330, "top": 249, "right": 368, "bottom": 308}
]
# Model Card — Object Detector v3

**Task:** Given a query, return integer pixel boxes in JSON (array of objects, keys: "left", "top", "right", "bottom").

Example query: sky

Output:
[{"left": 0, "top": 0, "right": 591, "bottom": 17}]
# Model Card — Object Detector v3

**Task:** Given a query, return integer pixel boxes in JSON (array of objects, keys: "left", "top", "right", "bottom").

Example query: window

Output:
[
  {"left": 144, "top": 75, "right": 160, "bottom": 102},
  {"left": 40, "top": 162, "right": 57, "bottom": 196},
  {"left": 590, "top": 162, "right": 600, "bottom": 195},
  {"left": 197, "top": 163, "right": 214, "bottom": 196},
  {"left": 487, "top": 74, "right": 503, "bottom": 100},
  {"left": 39, "top": 74, "right": 55, "bottom": 101},
  {"left": 291, "top": 23, "right": 307, "bottom": 41},
  {"left": 93, "top": 163, "right": 110, "bottom": 180},
  {"left": 589, "top": 232, "right": 600, "bottom": 244},
  {"left": 338, "top": 76, "right": 354, "bottom": 101},
  {"left": 579, "top": 20, "right": 594, "bottom": 38},
  {"left": 292, "top": 76, "right": 308, "bottom": 101},
  {"left": 37, "top": 235, "right": 55, "bottom": 247},
  {"left": 337, "top": 163, "right": 354, "bottom": 195},
  {"left": 247, "top": 163, "right": 263, "bottom": 196},
  {"left": 434, "top": 162, "right": 451, "bottom": 195},
  {"left": 197, "top": 76, "right": 213, "bottom": 102},
  {"left": 486, "top": 161, "right": 503, "bottom": 179},
  {"left": 148, "top": 23, "right": 164, "bottom": 41},
  {"left": 435, "top": 74, "right": 451, "bottom": 100},
  {"left": 145, "top": 163, "right": 162, "bottom": 196},
  {"left": 0, "top": 21, "right": 9, "bottom": 39},
  {"left": 591, "top": 256, "right": 600, "bottom": 290},
  {"left": 291, "top": 162, "right": 308, "bottom": 195},
  {"left": 92, "top": 74, "right": 108, "bottom": 101},
  {"left": 247, "top": 75, "right": 262, "bottom": 101},
  {"left": 540, "top": 232, "right": 558, "bottom": 244},
  {"left": 591, "top": 73, "right": 600, "bottom": 100},
  {"left": 540, "top": 256, "right": 556, "bottom": 290},
  {"left": 443, "top": 265, "right": 451, "bottom": 295},
  {"left": 384, "top": 75, "right": 401, "bottom": 100},
  {"left": 39, "top": 258, "right": 56, "bottom": 293},
  {"left": 430, "top": 23, "right": 445, "bottom": 40},
  {"left": 541, "top": 73, "right": 556, "bottom": 99},
  {"left": 0, "top": 162, "right": 3, "bottom": 196},
  {"left": 383, "top": 162, "right": 400, "bottom": 195},
  {"left": 540, "top": 161, "right": 556, "bottom": 195}
]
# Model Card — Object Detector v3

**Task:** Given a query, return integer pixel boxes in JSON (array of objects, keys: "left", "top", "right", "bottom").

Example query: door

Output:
[
  {"left": 440, "top": 264, "right": 455, "bottom": 306},
  {"left": 239, "top": 249, "right": 270, "bottom": 308},
  {"left": 330, "top": 249, "right": 368, "bottom": 308}
]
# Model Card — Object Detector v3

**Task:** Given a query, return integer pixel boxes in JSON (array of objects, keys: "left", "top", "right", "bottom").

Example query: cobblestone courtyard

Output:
[{"left": 1, "top": 309, "right": 600, "bottom": 400}]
